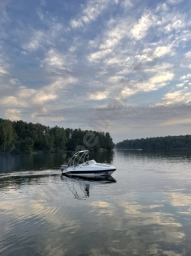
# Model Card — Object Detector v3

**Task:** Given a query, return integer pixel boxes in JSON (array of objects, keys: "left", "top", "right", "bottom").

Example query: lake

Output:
[{"left": 1, "top": 150, "right": 191, "bottom": 256}]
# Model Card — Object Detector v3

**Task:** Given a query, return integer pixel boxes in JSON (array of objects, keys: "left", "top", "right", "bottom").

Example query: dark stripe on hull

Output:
[{"left": 67, "top": 169, "right": 116, "bottom": 174}]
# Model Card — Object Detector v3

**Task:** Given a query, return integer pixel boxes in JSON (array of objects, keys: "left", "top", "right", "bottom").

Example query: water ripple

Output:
[{"left": 1, "top": 152, "right": 191, "bottom": 255}]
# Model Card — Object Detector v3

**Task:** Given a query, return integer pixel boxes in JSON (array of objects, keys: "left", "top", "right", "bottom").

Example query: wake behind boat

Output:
[{"left": 61, "top": 150, "right": 116, "bottom": 178}]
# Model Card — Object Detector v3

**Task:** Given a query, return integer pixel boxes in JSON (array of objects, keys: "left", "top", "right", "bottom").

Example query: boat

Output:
[{"left": 61, "top": 150, "right": 116, "bottom": 178}]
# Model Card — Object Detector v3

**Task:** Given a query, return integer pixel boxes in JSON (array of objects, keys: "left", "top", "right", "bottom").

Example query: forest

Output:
[
  {"left": 0, "top": 118, "right": 114, "bottom": 153},
  {"left": 115, "top": 135, "right": 191, "bottom": 150}
]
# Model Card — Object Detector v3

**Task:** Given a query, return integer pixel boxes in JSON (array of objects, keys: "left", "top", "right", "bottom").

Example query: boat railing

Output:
[{"left": 67, "top": 150, "right": 89, "bottom": 167}]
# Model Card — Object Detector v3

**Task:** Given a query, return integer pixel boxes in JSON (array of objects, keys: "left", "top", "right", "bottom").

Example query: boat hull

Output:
[{"left": 62, "top": 169, "right": 116, "bottom": 178}]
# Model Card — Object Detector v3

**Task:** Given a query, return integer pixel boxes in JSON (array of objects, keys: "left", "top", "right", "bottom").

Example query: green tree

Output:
[
  {"left": 105, "top": 132, "right": 114, "bottom": 151},
  {"left": 50, "top": 126, "right": 67, "bottom": 152},
  {"left": 16, "top": 138, "right": 34, "bottom": 154},
  {"left": 0, "top": 119, "right": 16, "bottom": 152}
]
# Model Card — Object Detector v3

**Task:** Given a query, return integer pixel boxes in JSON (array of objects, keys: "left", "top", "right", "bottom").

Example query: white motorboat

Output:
[{"left": 61, "top": 150, "right": 116, "bottom": 178}]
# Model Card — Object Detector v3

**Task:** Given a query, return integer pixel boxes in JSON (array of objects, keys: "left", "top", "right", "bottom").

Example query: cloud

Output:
[
  {"left": 154, "top": 45, "right": 172, "bottom": 57},
  {"left": 1, "top": 95, "right": 27, "bottom": 107},
  {"left": 32, "top": 108, "right": 65, "bottom": 123},
  {"left": 32, "top": 90, "right": 57, "bottom": 105},
  {"left": 93, "top": 17, "right": 133, "bottom": 52},
  {"left": 164, "top": 17, "right": 185, "bottom": 33},
  {"left": 156, "top": 3, "right": 169, "bottom": 12},
  {"left": 0, "top": 67, "right": 8, "bottom": 75},
  {"left": 160, "top": 117, "right": 191, "bottom": 127},
  {"left": 23, "top": 30, "right": 44, "bottom": 51},
  {"left": 149, "top": 71, "right": 174, "bottom": 84},
  {"left": 121, "top": 71, "right": 174, "bottom": 98},
  {"left": 22, "top": 17, "right": 64, "bottom": 53},
  {"left": 130, "top": 13, "right": 155, "bottom": 40},
  {"left": 167, "top": 0, "right": 184, "bottom": 5},
  {"left": 5, "top": 109, "right": 21, "bottom": 121},
  {"left": 0, "top": 76, "right": 78, "bottom": 116},
  {"left": 88, "top": 91, "right": 109, "bottom": 100},
  {"left": 121, "top": 0, "right": 132, "bottom": 8},
  {"left": 70, "top": 0, "right": 111, "bottom": 28},
  {"left": 70, "top": 19, "right": 83, "bottom": 29},
  {"left": 88, "top": 49, "right": 112, "bottom": 62},
  {"left": 176, "top": 83, "right": 184, "bottom": 87},
  {"left": 42, "top": 49, "right": 66, "bottom": 70},
  {"left": 0, "top": 1, "right": 9, "bottom": 25},
  {"left": 107, "top": 76, "right": 123, "bottom": 83},
  {"left": 157, "top": 88, "right": 191, "bottom": 106},
  {"left": 180, "top": 74, "right": 191, "bottom": 80},
  {"left": 185, "top": 51, "right": 191, "bottom": 58}
]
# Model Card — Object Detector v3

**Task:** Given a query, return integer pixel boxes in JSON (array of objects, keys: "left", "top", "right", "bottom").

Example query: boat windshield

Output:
[{"left": 88, "top": 160, "right": 96, "bottom": 164}]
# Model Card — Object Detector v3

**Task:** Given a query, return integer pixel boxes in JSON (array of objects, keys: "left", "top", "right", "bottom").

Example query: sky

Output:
[{"left": 0, "top": 0, "right": 191, "bottom": 143}]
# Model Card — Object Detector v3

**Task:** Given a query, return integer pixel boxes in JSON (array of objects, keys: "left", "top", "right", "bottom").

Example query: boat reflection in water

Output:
[{"left": 60, "top": 175, "right": 116, "bottom": 200}]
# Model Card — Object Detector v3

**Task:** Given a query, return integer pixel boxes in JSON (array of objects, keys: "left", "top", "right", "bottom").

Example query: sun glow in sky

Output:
[{"left": 1, "top": 0, "right": 191, "bottom": 142}]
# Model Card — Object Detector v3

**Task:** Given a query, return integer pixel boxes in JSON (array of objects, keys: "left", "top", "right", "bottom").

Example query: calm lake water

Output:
[{"left": 1, "top": 150, "right": 191, "bottom": 256}]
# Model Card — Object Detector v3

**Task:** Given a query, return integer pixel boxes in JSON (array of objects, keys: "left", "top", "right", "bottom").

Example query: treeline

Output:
[
  {"left": 0, "top": 118, "right": 114, "bottom": 153},
  {"left": 115, "top": 135, "right": 191, "bottom": 150}
]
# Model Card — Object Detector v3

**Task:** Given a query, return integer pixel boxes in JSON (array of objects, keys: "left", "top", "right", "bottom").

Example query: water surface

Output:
[{"left": 1, "top": 150, "right": 191, "bottom": 255}]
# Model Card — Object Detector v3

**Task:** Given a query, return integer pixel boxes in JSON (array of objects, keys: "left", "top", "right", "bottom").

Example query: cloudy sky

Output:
[{"left": 0, "top": 0, "right": 191, "bottom": 142}]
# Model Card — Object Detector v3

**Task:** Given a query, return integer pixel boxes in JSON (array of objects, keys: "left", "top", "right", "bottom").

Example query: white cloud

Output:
[
  {"left": 131, "top": 13, "right": 155, "bottom": 40},
  {"left": 97, "top": 17, "right": 132, "bottom": 51},
  {"left": 176, "top": 83, "right": 184, "bottom": 88},
  {"left": 108, "top": 76, "right": 123, "bottom": 83},
  {"left": 22, "top": 20, "right": 64, "bottom": 52},
  {"left": 5, "top": 109, "right": 21, "bottom": 121},
  {"left": 88, "top": 49, "right": 112, "bottom": 62},
  {"left": 69, "top": 46, "right": 77, "bottom": 52},
  {"left": 100, "top": 37, "right": 120, "bottom": 50},
  {"left": 157, "top": 88, "right": 191, "bottom": 105},
  {"left": 32, "top": 91, "right": 57, "bottom": 104},
  {"left": 164, "top": 18, "right": 185, "bottom": 33},
  {"left": 180, "top": 74, "right": 191, "bottom": 81},
  {"left": 154, "top": 45, "right": 172, "bottom": 57},
  {"left": 0, "top": 67, "right": 8, "bottom": 75},
  {"left": 149, "top": 72, "right": 174, "bottom": 85},
  {"left": 156, "top": 3, "right": 169, "bottom": 12},
  {"left": 167, "top": 0, "right": 183, "bottom": 5},
  {"left": 42, "top": 49, "right": 66, "bottom": 70},
  {"left": 160, "top": 118, "right": 191, "bottom": 126},
  {"left": 71, "top": 0, "right": 110, "bottom": 28},
  {"left": 71, "top": 20, "right": 83, "bottom": 28},
  {"left": 121, "top": 0, "right": 132, "bottom": 8},
  {"left": 1, "top": 95, "right": 28, "bottom": 107},
  {"left": 121, "top": 71, "right": 174, "bottom": 98},
  {"left": 1, "top": 76, "right": 77, "bottom": 113},
  {"left": 145, "top": 62, "right": 174, "bottom": 74},
  {"left": 104, "top": 57, "right": 124, "bottom": 66},
  {"left": 32, "top": 108, "right": 65, "bottom": 123},
  {"left": 23, "top": 30, "right": 44, "bottom": 51},
  {"left": 88, "top": 91, "right": 108, "bottom": 100},
  {"left": 185, "top": 51, "right": 191, "bottom": 58},
  {"left": 32, "top": 77, "right": 77, "bottom": 105}
]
